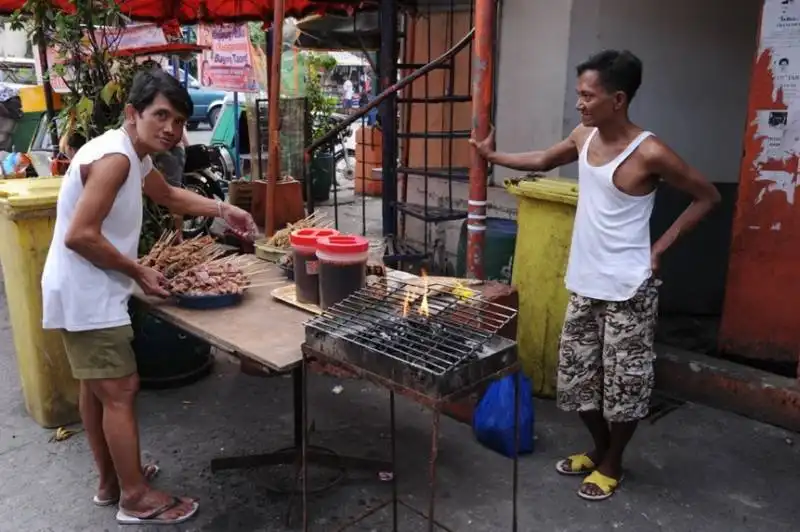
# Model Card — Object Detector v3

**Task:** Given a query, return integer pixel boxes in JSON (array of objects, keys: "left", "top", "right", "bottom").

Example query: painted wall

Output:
[
  {"left": 720, "top": 0, "right": 800, "bottom": 365},
  {"left": 561, "top": 0, "right": 758, "bottom": 184},
  {"left": 404, "top": 0, "right": 759, "bottom": 318},
  {"left": 493, "top": 0, "right": 575, "bottom": 180},
  {"left": 559, "top": 0, "right": 760, "bottom": 315}
]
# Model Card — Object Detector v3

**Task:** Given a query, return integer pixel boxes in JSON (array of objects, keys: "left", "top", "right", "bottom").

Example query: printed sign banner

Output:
[{"left": 197, "top": 24, "right": 259, "bottom": 92}]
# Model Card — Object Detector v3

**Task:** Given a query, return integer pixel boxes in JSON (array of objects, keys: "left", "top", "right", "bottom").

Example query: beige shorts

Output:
[
  {"left": 60, "top": 325, "right": 137, "bottom": 380},
  {"left": 556, "top": 277, "right": 660, "bottom": 423}
]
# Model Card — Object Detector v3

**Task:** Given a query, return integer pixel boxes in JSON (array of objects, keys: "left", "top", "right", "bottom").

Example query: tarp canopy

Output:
[
  {"left": 294, "top": 12, "right": 380, "bottom": 50},
  {"left": 0, "top": 0, "right": 361, "bottom": 23}
]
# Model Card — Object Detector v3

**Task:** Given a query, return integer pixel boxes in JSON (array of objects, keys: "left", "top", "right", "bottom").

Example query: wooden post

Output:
[{"left": 266, "top": 0, "right": 286, "bottom": 237}]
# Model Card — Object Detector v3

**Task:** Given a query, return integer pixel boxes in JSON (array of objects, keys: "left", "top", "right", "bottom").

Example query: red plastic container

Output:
[
  {"left": 290, "top": 227, "right": 339, "bottom": 304},
  {"left": 316, "top": 235, "right": 370, "bottom": 310}
]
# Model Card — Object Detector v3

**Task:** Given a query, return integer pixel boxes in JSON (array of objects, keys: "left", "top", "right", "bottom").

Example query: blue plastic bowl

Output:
[{"left": 173, "top": 292, "right": 244, "bottom": 310}]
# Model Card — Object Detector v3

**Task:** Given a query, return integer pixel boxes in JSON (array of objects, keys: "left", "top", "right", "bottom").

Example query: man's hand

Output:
[
  {"left": 134, "top": 265, "right": 170, "bottom": 298},
  {"left": 651, "top": 249, "right": 661, "bottom": 277},
  {"left": 220, "top": 203, "right": 258, "bottom": 241},
  {"left": 469, "top": 125, "right": 496, "bottom": 159}
]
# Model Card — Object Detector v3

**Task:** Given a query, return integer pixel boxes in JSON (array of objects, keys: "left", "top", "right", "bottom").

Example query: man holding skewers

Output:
[{"left": 41, "top": 68, "right": 257, "bottom": 525}]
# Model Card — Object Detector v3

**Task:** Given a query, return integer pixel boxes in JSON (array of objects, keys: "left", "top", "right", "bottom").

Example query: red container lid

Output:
[
  {"left": 316, "top": 235, "right": 370, "bottom": 254},
  {"left": 290, "top": 227, "right": 339, "bottom": 248}
]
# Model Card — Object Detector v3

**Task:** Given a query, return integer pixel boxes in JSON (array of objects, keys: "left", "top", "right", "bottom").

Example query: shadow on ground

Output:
[{"left": 0, "top": 276, "right": 798, "bottom": 532}]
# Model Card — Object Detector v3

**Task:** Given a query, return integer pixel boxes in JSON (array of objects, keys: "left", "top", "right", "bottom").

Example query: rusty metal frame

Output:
[
  {"left": 301, "top": 343, "right": 521, "bottom": 531},
  {"left": 466, "top": 0, "right": 497, "bottom": 279}
]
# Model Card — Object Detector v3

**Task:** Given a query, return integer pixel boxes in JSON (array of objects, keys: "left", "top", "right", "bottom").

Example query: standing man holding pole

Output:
[{"left": 470, "top": 50, "right": 720, "bottom": 501}]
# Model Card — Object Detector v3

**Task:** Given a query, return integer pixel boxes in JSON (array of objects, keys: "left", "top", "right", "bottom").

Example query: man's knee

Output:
[{"left": 87, "top": 373, "right": 140, "bottom": 407}]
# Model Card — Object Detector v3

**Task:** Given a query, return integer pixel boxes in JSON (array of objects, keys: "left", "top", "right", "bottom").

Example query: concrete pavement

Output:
[{"left": 1, "top": 278, "right": 799, "bottom": 531}]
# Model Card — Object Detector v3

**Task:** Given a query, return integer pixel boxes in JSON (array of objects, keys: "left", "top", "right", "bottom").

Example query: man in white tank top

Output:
[
  {"left": 471, "top": 50, "right": 720, "bottom": 501},
  {"left": 41, "top": 69, "right": 256, "bottom": 525}
]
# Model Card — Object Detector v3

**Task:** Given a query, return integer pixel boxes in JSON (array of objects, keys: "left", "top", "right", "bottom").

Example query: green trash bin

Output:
[{"left": 456, "top": 217, "right": 517, "bottom": 283}]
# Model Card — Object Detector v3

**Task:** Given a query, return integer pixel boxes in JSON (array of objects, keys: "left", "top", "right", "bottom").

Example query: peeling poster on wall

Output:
[{"left": 751, "top": 0, "right": 800, "bottom": 207}]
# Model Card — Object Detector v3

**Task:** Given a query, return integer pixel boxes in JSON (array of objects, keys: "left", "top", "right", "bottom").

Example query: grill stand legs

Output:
[
  {"left": 305, "top": 373, "right": 520, "bottom": 531},
  {"left": 210, "top": 364, "right": 392, "bottom": 527}
]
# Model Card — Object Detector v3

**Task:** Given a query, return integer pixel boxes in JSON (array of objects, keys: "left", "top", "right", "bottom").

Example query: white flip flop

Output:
[
  {"left": 92, "top": 464, "right": 161, "bottom": 506},
  {"left": 116, "top": 498, "right": 199, "bottom": 526}
]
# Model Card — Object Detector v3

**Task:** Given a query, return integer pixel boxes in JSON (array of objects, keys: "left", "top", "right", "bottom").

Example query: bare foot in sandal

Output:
[
  {"left": 118, "top": 489, "right": 198, "bottom": 525},
  {"left": 555, "top": 449, "right": 604, "bottom": 475},
  {"left": 94, "top": 463, "right": 161, "bottom": 506}
]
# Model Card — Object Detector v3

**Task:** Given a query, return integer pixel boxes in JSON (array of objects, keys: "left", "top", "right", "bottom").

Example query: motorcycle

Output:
[
  {"left": 179, "top": 144, "right": 229, "bottom": 239},
  {"left": 322, "top": 113, "right": 357, "bottom": 186}
]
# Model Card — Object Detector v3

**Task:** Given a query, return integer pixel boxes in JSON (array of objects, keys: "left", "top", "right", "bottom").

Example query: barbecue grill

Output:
[
  {"left": 305, "top": 278, "right": 517, "bottom": 396},
  {"left": 301, "top": 277, "right": 521, "bottom": 531}
]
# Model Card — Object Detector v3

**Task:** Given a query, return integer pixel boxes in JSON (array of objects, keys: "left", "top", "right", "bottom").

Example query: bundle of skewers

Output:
[
  {"left": 139, "top": 232, "right": 229, "bottom": 279},
  {"left": 166, "top": 254, "right": 283, "bottom": 297},
  {"left": 264, "top": 211, "right": 334, "bottom": 250},
  {"left": 139, "top": 231, "right": 284, "bottom": 307}
]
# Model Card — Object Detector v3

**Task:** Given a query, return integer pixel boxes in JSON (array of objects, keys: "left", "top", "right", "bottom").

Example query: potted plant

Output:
[{"left": 306, "top": 52, "right": 338, "bottom": 203}]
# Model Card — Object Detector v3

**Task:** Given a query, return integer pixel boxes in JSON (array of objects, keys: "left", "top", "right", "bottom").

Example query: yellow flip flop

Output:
[
  {"left": 578, "top": 470, "right": 622, "bottom": 501},
  {"left": 555, "top": 453, "right": 596, "bottom": 476}
]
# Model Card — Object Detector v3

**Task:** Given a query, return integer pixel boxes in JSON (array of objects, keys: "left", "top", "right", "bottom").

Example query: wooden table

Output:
[
  {"left": 133, "top": 283, "right": 305, "bottom": 373},
  {"left": 132, "top": 278, "right": 388, "bottom": 507}
]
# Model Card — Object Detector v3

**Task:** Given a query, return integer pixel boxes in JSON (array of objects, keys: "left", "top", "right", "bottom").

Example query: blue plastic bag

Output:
[{"left": 472, "top": 372, "right": 534, "bottom": 458}]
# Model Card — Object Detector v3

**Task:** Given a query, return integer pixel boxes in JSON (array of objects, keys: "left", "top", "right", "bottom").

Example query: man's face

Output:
[
  {"left": 575, "top": 70, "right": 625, "bottom": 127},
  {"left": 126, "top": 93, "right": 187, "bottom": 154}
]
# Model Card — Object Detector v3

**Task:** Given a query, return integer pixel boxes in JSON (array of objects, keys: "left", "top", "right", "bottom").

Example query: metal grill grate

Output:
[{"left": 306, "top": 278, "right": 517, "bottom": 376}]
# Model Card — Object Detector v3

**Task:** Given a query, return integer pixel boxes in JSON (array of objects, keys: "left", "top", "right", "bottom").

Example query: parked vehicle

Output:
[
  {"left": 168, "top": 68, "right": 227, "bottom": 130},
  {"left": 0, "top": 57, "right": 38, "bottom": 91},
  {"left": 180, "top": 144, "right": 230, "bottom": 238}
]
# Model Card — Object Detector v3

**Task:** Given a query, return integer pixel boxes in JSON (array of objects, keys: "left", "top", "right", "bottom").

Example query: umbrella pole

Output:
[{"left": 266, "top": 0, "right": 286, "bottom": 237}]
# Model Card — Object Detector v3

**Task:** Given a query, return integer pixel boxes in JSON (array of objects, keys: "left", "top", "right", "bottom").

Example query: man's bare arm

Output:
[
  {"left": 489, "top": 137, "right": 579, "bottom": 172},
  {"left": 143, "top": 169, "right": 221, "bottom": 217},
  {"left": 143, "top": 169, "right": 256, "bottom": 239},
  {"left": 64, "top": 154, "right": 142, "bottom": 279},
  {"left": 648, "top": 141, "right": 721, "bottom": 258},
  {"left": 470, "top": 125, "right": 580, "bottom": 172}
]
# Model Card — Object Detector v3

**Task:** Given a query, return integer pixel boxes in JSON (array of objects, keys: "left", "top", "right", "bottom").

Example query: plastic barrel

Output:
[
  {"left": 129, "top": 301, "right": 214, "bottom": 390},
  {"left": 309, "top": 151, "right": 333, "bottom": 202},
  {"left": 456, "top": 217, "right": 518, "bottom": 283}
]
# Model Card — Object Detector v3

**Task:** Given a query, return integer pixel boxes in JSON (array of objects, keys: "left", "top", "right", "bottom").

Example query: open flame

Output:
[
  {"left": 418, "top": 270, "right": 430, "bottom": 318},
  {"left": 401, "top": 270, "right": 431, "bottom": 318},
  {"left": 402, "top": 288, "right": 412, "bottom": 318}
]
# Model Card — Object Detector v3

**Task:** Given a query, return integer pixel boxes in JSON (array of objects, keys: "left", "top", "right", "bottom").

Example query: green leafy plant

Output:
[
  {"left": 12, "top": 1, "right": 174, "bottom": 257},
  {"left": 10, "top": 0, "right": 139, "bottom": 141},
  {"left": 306, "top": 52, "right": 338, "bottom": 143}
]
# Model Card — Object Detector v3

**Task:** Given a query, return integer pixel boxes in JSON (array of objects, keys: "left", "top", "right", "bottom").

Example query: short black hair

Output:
[
  {"left": 577, "top": 50, "right": 643, "bottom": 102},
  {"left": 67, "top": 132, "right": 86, "bottom": 151},
  {"left": 127, "top": 69, "right": 193, "bottom": 119}
]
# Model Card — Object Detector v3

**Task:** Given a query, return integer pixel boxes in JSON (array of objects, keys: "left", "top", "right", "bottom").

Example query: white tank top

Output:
[
  {"left": 564, "top": 128, "right": 655, "bottom": 302},
  {"left": 42, "top": 128, "right": 153, "bottom": 331}
]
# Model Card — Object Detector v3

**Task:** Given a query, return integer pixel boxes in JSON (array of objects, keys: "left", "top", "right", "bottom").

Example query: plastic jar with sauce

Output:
[
  {"left": 316, "top": 235, "right": 370, "bottom": 310},
  {"left": 290, "top": 227, "right": 339, "bottom": 305}
]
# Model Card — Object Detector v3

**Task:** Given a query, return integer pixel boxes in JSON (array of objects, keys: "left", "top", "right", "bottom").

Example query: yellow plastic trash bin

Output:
[
  {"left": 0, "top": 177, "right": 79, "bottom": 428},
  {"left": 506, "top": 178, "right": 578, "bottom": 397}
]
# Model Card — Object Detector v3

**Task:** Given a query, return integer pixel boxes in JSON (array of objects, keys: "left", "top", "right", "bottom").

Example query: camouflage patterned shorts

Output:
[{"left": 556, "top": 277, "right": 660, "bottom": 423}]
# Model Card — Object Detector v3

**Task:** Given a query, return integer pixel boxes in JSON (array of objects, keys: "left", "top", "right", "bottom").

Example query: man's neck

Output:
[
  {"left": 595, "top": 117, "right": 639, "bottom": 143},
  {"left": 122, "top": 124, "right": 151, "bottom": 160}
]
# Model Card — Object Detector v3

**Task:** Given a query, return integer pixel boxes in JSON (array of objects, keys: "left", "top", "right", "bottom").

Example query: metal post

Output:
[
  {"left": 266, "top": 0, "right": 286, "bottom": 237},
  {"left": 467, "top": 0, "right": 496, "bottom": 280},
  {"left": 379, "top": 0, "right": 398, "bottom": 237},
  {"left": 233, "top": 92, "right": 241, "bottom": 179},
  {"left": 36, "top": 38, "right": 59, "bottom": 152}
]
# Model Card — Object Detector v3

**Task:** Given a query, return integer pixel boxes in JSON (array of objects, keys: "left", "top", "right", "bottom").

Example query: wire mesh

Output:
[{"left": 306, "top": 277, "right": 517, "bottom": 376}]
